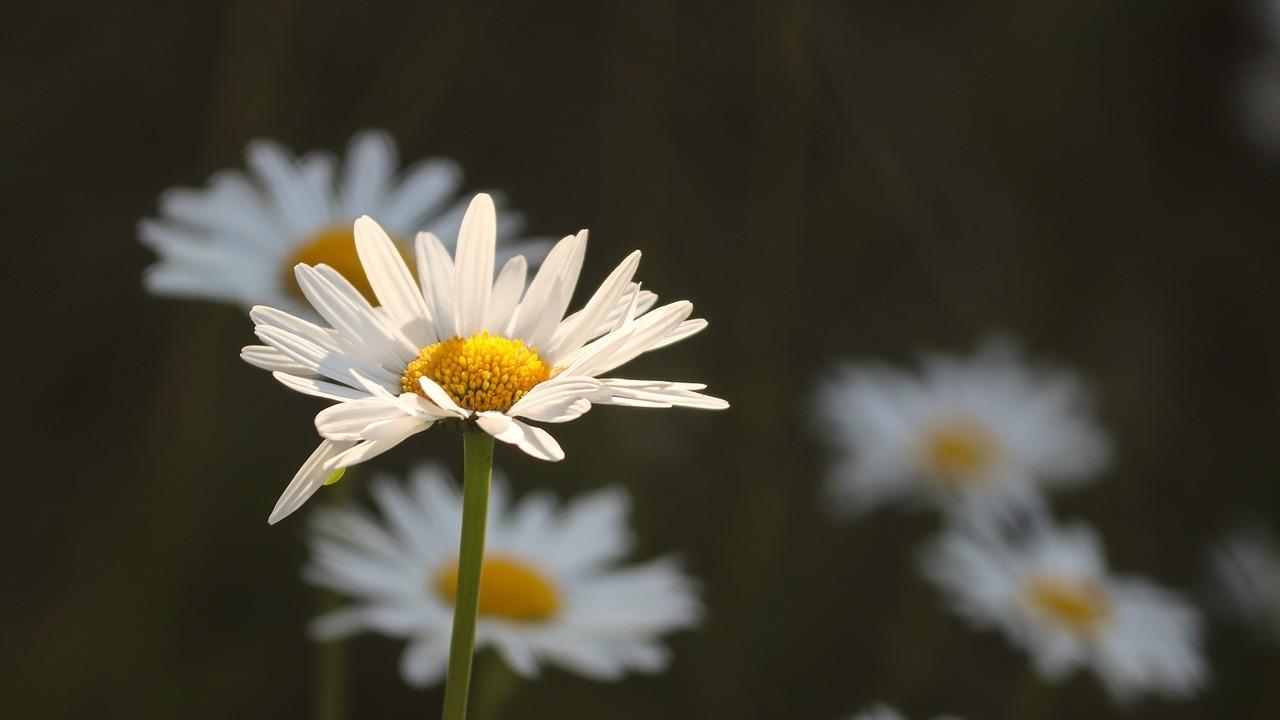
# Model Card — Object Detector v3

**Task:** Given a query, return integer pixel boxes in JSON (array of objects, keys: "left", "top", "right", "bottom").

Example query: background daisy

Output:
[
  {"left": 922, "top": 520, "right": 1207, "bottom": 703},
  {"left": 305, "top": 464, "right": 701, "bottom": 687},
  {"left": 140, "top": 130, "right": 547, "bottom": 313},
  {"left": 815, "top": 338, "right": 1110, "bottom": 517}
]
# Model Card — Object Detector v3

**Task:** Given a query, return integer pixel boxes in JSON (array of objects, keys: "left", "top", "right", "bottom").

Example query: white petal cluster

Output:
[
  {"left": 922, "top": 521, "right": 1207, "bottom": 702},
  {"left": 815, "top": 339, "right": 1109, "bottom": 517},
  {"left": 306, "top": 464, "right": 701, "bottom": 687},
  {"left": 141, "top": 130, "right": 544, "bottom": 312}
]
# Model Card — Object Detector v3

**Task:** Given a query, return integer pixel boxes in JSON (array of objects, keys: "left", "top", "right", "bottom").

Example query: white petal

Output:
[
  {"left": 246, "top": 140, "right": 325, "bottom": 237},
  {"left": 379, "top": 158, "right": 462, "bottom": 230},
  {"left": 294, "top": 263, "right": 416, "bottom": 365},
  {"left": 452, "top": 194, "right": 497, "bottom": 336},
  {"left": 272, "top": 372, "right": 367, "bottom": 402},
  {"left": 241, "top": 345, "right": 315, "bottom": 376},
  {"left": 415, "top": 232, "right": 456, "bottom": 338},
  {"left": 593, "top": 378, "right": 728, "bottom": 410},
  {"left": 474, "top": 413, "right": 565, "bottom": 461},
  {"left": 506, "top": 232, "right": 585, "bottom": 344},
  {"left": 400, "top": 636, "right": 450, "bottom": 688},
  {"left": 338, "top": 130, "right": 396, "bottom": 218},
  {"left": 354, "top": 215, "right": 434, "bottom": 344},
  {"left": 649, "top": 318, "right": 707, "bottom": 350},
  {"left": 563, "top": 301, "right": 693, "bottom": 378},
  {"left": 315, "top": 398, "right": 411, "bottom": 440},
  {"left": 484, "top": 255, "right": 527, "bottom": 332},
  {"left": 269, "top": 439, "right": 357, "bottom": 525},
  {"left": 417, "top": 377, "right": 469, "bottom": 418},
  {"left": 544, "top": 250, "right": 641, "bottom": 365},
  {"left": 326, "top": 428, "right": 427, "bottom": 470},
  {"left": 508, "top": 376, "right": 601, "bottom": 423}
]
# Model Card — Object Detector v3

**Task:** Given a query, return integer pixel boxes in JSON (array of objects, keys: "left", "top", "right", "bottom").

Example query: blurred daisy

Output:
[
  {"left": 305, "top": 464, "right": 701, "bottom": 687},
  {"left": 922, "top": 521, "right": 1206, "bottom": 702},
  {"left": 815, "top": 339, "right": 1109, "bottom": 517},
  {"left": 140, "top": 130, "right": 545, "bottom": 312},
  {"left": 850, "top": 706, "right": 959, "bottom": 720},
  {"left": 1211, "top": 524, "right": 1280, "bottom": 640},
  {"left": 245, "top": 193, "right": 726, "bottom": 523}
]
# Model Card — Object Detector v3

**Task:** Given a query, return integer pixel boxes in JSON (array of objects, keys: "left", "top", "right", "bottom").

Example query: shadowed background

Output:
[{"left": 4, "top": 1, "right": 1280, "bottom": 718}]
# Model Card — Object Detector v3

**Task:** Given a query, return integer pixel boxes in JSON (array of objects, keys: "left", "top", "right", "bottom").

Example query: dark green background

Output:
[{"left": 5, "top": 1, "right": 1279, "bottom": 718}]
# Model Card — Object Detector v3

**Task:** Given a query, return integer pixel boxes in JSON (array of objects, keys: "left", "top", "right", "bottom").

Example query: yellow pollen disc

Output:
[
  {"left": 920, "top": 421, "right": 997, "bottom": 483},
  {"left": 285, "top": 223, "right": 410, "bottom": 304},
  {"left": 402, "top": 332, "right": 550, "bottom": 412},
  {"left": 435, "top": 555, "right": 560, "bottom": 622},
  {"left": 1025, "top": 576, "right": 1112, "bottom": 635}
]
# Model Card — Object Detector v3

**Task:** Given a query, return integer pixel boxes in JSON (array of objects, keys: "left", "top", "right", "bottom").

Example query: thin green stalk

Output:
[
  {"left": 441, "top": 431, "right": 495, "bottom": 720},
  {"left": 316, "top": 477, "right": 350, "bottom": 720}
]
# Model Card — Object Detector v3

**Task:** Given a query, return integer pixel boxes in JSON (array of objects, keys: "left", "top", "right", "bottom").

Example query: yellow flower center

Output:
[
  {"left": 435, "top": 555, "right": 560, "bottom": 622},
  {"left": 920, "top": 421, "right": 997, "bottom": 484},
  {"left": 402, "top": 332, "right": 551, "bottom": 412},
  {"left": 1025, "top": 576, "right": 1112, "bottom": 635},
  {"left": 285, "top": 223, "right": 410, "bottom": 304}
]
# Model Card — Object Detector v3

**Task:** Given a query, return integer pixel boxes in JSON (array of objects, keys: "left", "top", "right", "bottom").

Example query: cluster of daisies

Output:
[
  {"left": 817, "top": 340, "right": 1211, "bottom": 714},
  {"left": 143, "top": 130, "right": 1280, "bottom": 716},
  {"left": 143, "top": 131, "right": 724, "bottom": 691}
]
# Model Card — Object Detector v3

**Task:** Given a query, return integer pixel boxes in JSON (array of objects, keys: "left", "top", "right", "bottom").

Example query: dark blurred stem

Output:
[
  {"left": 316, "top": 478, "right": 350, "bottom": 720},
  {"left": 467, "top": 651, "right": 520, "bottom": 720},
  {"left": 441, "top": 431, "right": 495, "bottom": 720}
]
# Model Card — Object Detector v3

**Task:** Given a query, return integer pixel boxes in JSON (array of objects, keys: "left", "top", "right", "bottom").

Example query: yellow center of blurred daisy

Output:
[
  {"left": 402, "top": 332, "right": 550, "bottom": 412},
  {"left": 285, "top": 223, "right": 410, "bottom": 304},
  {"left": 435, "top": 555, "right": 560, "bottom": 622},
  {"left": 1025, "top": 576, "right": 1111, "bottom": 634},
  {"left": 921, "top": 422, "right": 997, "bottom": 483}
]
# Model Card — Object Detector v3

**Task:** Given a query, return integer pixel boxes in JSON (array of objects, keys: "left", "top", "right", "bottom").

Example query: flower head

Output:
[
  {"left": 244, "top": 193, "right": 726, "bottom": 522},
  {"left": 140, "top": 130, "right": 545, "bottom": 312},
  {"left": 305, "top": 464, "right": 701, "bottom": 686},
  {"left": 922, "top": 521, "right": 1207, "bottom": 702},
  {"left": 815, "top": 339, "right": 1109, "bottom": 517}
]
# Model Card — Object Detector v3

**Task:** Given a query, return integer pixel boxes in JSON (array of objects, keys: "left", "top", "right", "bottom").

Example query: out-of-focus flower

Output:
[
  {"left": 1237, "top": 0, "right": 1280, "bottom": 157},
  {"left": 305, "top": 464, "right": 701, "bottom": 687},
  {"left": 1211, "top": 523, "right": 1280, "bottom": 639},
  {"left": 244, "top": 194, "right": 726, "bottom": 523},
  {"left": 140, "top": 130, "right": 545, "bottom": 313},
  {"left": 849, "top": 705, "right": 960, "bottom": 720},
  {"left": 922, "top": 521, "right": 1206, "bottom": 703},
  {"left": 814, "top": 338, "right": 1109, "bottom": 518}
]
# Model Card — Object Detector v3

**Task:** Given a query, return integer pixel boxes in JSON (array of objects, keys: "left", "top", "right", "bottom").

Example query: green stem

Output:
[
  {"left": 316, "top": 478, "right": 351, "bottom": 720},
  {"left": 441, "top": 431, "right": 495, "bottom": 720}
]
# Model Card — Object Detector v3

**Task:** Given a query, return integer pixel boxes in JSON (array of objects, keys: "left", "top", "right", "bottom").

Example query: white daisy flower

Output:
[
  {"left": 850, "top": 705, "right": 959, "bottom": 720},
  {"left": 305, "top": 464, "right": 701, "bottom": 687},
  {"left": 815, "top": 339, "right": 1109, "bottom": 517},
  {"left": 244, "top": 193, "right": 726, "bottom": 523},
  {"left": 1211, "top": 524, "right": 1280, "bottom": 640},
  {"left": 140, "top": 130, "right": 546, "bottom": 312},
  {"left": 922, "top": 521, "right": 1207, "bottom": 702}
]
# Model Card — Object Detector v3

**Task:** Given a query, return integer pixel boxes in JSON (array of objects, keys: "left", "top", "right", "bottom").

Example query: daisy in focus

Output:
[
  {"left": 922, "top": 521, "right": 1207, "bottom": 702},
  {"left": 305, "top": 464, "right": 701, "bottom": 686},
  {"left": 244, "top": 193, "right": 726, "bottom": 523},
  {"left": 814, "top": 339, "right": 1109, "bottom": 517},
  {"left": 849, "top": 705, "right": 960, "bottom": 720},
  {"left": 1211, "top": 524, "right": 1280, "bottom": 640},
  {"left": 140, "top": 130, "right": 545, "bottom": 312}
]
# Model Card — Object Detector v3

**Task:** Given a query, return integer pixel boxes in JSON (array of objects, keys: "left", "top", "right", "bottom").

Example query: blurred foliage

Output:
[{"left": 4, "top": 1, "right": 1280, "bottom": 718}]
